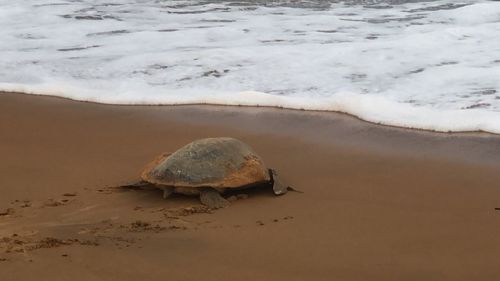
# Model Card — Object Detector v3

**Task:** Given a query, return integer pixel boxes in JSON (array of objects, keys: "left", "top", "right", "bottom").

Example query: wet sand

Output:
[{"left": 1, "top": 92, "right": 500, "bottom": 281}]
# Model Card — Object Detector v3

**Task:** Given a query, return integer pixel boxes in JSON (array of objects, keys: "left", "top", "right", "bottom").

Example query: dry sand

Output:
[{"left": 1, "top": 92, "right": 500, "bottom": 280}]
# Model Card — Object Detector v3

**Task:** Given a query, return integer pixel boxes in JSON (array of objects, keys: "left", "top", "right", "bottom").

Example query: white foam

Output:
[{"left": 1, "top": 0, "right": 500, "bottom": 133}]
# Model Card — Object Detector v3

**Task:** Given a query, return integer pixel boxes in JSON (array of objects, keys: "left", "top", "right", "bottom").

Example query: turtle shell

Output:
[{"left": 141, "top": 138, "right": 270, "bottom": 191}]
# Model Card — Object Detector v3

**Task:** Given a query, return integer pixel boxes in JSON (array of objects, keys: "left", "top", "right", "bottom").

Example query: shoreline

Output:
[
  {"left": 1, "top": 91, "right": 500, "bottom": 280},
  {"left": 4, "top": 90, "right": 500, "bottom": 136}
]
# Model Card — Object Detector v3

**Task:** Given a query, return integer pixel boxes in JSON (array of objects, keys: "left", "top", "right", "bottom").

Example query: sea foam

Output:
[{"left": 1, "top": 0, "right": 500, "bottom": 133}]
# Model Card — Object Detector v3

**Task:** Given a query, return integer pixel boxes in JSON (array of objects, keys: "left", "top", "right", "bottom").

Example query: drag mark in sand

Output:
[{"left": 0, "top": 236, "right": 99, "bottom": 254}]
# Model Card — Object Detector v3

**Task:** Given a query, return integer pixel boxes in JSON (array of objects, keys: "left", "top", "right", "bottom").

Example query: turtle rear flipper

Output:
[
  {"left": 200, "top": 188, "right": 229, "bottom": 209},
  {"left": 270, "top": 169, "right": 288, "bottom": 195},
  {"left": 270, "top": 169, "right": 302, "bottom": 195}
]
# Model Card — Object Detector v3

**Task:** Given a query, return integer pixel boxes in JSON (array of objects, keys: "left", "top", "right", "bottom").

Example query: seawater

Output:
[{"left": 1, "top": 0, "right": 500, "bottom": 133}]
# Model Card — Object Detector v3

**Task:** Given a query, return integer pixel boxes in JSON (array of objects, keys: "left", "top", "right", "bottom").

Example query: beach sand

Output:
[{"left": 1, "top": 91, "right": 500, "bottom": 280}]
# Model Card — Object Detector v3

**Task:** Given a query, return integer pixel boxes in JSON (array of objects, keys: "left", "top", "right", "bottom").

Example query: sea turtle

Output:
[{"left": 133, "top": 137, "right": 291, "bottom": 208}]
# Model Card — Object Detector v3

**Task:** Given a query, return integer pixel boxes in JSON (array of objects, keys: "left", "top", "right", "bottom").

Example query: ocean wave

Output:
[{"left": 1, "top": 0, "right": 499, "bottom": 133}]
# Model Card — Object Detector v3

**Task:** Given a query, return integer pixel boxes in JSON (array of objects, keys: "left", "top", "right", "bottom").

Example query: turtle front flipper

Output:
[
  {"left": 199, "top": 188, "right": 229, "bottom": 209},
  {"left": 162, "top": 186, "right": 174, "bottom": 199},
  {"left": 118, "top": 180, "right": 151, "bottom": 190},
  {"left": 270, "top": 169, "right": 288, "bottom": 195}
]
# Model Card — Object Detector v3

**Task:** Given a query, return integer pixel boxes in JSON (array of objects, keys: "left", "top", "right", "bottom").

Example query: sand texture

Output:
[{"left": 1, "top": 92, "right": 500, "bottom": 281}]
